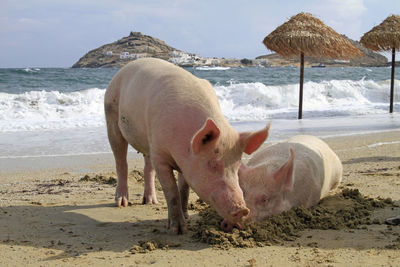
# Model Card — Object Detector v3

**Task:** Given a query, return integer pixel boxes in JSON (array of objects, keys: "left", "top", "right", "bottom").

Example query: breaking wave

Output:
[
  {"left": 0, "top": 78, "right": 398, "bottom": 132},
  {"left": 196, "top": 66, "right": 231, "bottom": 71}
]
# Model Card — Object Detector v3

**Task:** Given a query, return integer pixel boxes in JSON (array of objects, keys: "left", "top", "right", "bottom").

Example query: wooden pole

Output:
[
  {"left": 390, "top": 47, "right": 395, "bottom": 113},
  {"left": 298, "top": 52, "right": 304, "bottom": 119}
]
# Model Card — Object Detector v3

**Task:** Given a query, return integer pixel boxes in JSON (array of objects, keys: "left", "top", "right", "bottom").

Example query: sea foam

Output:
[
  {"left": 216, "top": 79, "right": 398, "bottom": 120},
  {"left": 0, "top": 79, "right": 398, "bottom": 132},
  {"left": 0, "top": 88, "right": 105, "bottom": 131},
  {"left": 196, "top": 66, "right": 231, "bottom": 71}
]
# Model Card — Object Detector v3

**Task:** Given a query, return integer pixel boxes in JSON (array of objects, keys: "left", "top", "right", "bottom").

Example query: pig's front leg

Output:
[
  {"left": 178, "top": 173, "right": 190, "bottom": 219},
  {"left": 155, "top": 161, "right": 186, "bottom": 234},
  {"left": 142, "top": 155, "right": 159, "bottom": 204}
]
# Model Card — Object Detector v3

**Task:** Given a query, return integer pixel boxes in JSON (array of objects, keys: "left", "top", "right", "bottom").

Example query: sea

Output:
[{"left": 0, "top": 65, "right": 399, "bottom": 159}]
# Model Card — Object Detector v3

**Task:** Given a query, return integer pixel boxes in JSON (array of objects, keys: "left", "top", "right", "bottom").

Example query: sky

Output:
[{"left": 1, "top": 0, "right": 399, "bottom": 68}]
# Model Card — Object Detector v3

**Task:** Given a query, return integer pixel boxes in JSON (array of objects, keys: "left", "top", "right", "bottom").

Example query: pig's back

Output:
[
  {"left": 287, "top": 135, "right": 342, "bottom": 196},
  {"left": 248, "top": 141, "right": 325, "bottom": 206},
  {"left": 247, "top": 135, "right": 342, "bottom": 206},
  {"left": 116, "top": 58, "right": 217, "bottom": 111},
  {"left": 106, "top": 58, "right": 229, "bottom": 155}
]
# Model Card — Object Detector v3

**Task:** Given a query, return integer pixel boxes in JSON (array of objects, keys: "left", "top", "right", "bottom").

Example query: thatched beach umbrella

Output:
[
  {"left": 263, "top": 12, "right": 362, "bottom": 119},
  {"left": 360, "top": 15, "right": 400, "bottom": 113}
]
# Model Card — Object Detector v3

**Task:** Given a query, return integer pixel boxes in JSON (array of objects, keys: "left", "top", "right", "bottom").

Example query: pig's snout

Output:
[
  {"left": 208, "top": 184, "right": 249, "bottom": 224},
  {"left": 230, "top": 207, "right": 250, "bottom": 222},
  {"left": 220, "top": 217, "right": 245, "bottom": 232}
]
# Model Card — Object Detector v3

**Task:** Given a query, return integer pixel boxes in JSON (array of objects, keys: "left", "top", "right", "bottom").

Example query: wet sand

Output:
[{"left": 0, "top": 130, "right": 399, "bottom": 266}]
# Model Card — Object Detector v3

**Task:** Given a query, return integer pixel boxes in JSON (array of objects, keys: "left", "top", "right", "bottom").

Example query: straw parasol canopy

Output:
[
  {"left": 360, "top": 15, "right": 400, "bottom": 51},
  {"left": 262, "top": 12, "right": 362, "bottom": 119},
  {"left": 360, "top": 14, "right": 400, "bottom": 113},
  {"left": 263, "top": 12, "right": 362, "bottom": 60}
]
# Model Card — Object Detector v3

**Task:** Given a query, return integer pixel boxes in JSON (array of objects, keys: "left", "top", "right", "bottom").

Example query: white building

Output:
[
  {"left": 120, "top": 52, "right": 147, "bottom": 60},
  {"left": 169, "top": 51, "right": 203, "bottom": 65},
  {"left": 120, "top": 52, "right": 130, "bottom": 59}
]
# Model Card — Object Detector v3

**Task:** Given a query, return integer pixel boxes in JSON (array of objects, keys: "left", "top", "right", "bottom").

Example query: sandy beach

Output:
[{"left": 1, "top": 130, "right": 399, "bottom": 266}]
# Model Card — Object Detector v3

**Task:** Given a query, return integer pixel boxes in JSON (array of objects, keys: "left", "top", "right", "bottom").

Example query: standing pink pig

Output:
[
  {"left": 104, "top": 58, "right": 269, "bottom": 234},
  {"left": 222, "top": 135, "right": 342, "bottom": 230}
]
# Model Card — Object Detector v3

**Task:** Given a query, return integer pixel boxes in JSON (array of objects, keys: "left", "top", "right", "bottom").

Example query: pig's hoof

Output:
[
  {"left": 142, "top": 194, "right": 159, "bottom": 205},
  {"left": 168, "top": 217, "right": 187, "bottom": 235},
  {"left": 115, "top": 187, "right": 129, "bottom": 207},
  {"left": 169, "top": 222, "right": 187, "bottom": 235},
  {"left": 116, "top": 196, "right": 129, "bottom": 207}
]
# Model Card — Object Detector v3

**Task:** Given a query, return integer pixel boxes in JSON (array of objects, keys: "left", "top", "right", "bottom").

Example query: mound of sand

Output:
[{"left": 189, "top": 189, "right": 396, "bottom": 249}]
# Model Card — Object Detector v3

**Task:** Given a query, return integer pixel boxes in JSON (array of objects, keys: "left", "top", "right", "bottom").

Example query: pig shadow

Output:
[
  {"left": 0, "top": 203, "right": 207, "bottom": 261},
  {"left": 1, "top": 202, "right": 399, "bottom": 260}
]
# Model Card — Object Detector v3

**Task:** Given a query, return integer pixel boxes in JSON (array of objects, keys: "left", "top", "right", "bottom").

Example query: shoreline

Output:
[
  {"left": 2, "top": 113, "right": 399, "bottom": 159},
  {"left": 1, "top": 129, "right": 399, "bottom": 182},
  {"left": 1, "top": 130, "right": 399, "bottom": 266}
]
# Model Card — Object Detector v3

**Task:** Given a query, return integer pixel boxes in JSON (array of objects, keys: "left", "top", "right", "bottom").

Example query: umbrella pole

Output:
[
  {"left": 298, "top": 52, "right": 304, "bottom": 119},
  {"left": 390, "top": 47, "right": 395, "bottom": 113}
]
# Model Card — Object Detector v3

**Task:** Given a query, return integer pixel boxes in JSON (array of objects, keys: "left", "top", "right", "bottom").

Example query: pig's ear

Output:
[
  {"left": 239, "top": 122, "right": 270, "bottom": 155},
  {"left": 191, "top": 118, "right": 221, "bottom": 155},
  {"left": 273, "top": 148, "right": 295, "bottom": 192}
]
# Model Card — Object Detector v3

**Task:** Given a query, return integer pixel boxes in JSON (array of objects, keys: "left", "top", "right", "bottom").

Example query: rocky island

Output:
[
  {"left": 72, "top": 31, "right": 388, "bottom": 68},
  {"left": 72, "top": 31, "right": 268, "bottom": 68},
  {"left": 72, "top": 32, "right": 177, "bottom": 68}
]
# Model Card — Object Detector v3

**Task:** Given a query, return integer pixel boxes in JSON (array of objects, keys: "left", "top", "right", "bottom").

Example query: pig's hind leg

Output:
[
  {"left": 142, "top": 155, "right": 159, "bottom": 204},
  {"left": 105, "top": 108, "right": 129, "bottom": 207}
]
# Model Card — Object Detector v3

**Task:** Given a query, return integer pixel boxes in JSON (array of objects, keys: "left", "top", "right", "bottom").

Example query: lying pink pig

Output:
[
  {"left": 104, "top": 58, "right": 269, "bottom": 234},
  {"left": 222, "top": 135, "right": 342, "bottom": 231}
]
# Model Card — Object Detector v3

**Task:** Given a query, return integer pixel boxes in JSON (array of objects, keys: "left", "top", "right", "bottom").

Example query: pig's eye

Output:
[{"left": 255, "top": 195, "right": 269, "bottom": 206}]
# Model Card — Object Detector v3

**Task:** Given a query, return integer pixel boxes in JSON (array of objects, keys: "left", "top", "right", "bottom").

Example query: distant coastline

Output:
[{"left": 72, "top": 31, "right": 388, "bottom": 68}]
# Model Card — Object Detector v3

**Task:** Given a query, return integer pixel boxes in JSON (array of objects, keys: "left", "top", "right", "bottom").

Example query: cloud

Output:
[
  {"left": 110, "top": 2, "right": 196, "bottom": 23},
  {"left": 312, "top": 0, "right": 367, "bottom": 20},
  {"left": 324, "top": 0, "right": 366, "bottom": 18},
  {"left": 1, "top": 0, "right": 398, "bottom": 67},
  {"left": 309, "top": 0, "right": 367, "bottom": 39},
  {"left": 17, "top": 17, "right": 46, "bottom": 28},
  {"left": 0, "top": 16, "right": 49, "bottom": 34}
]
